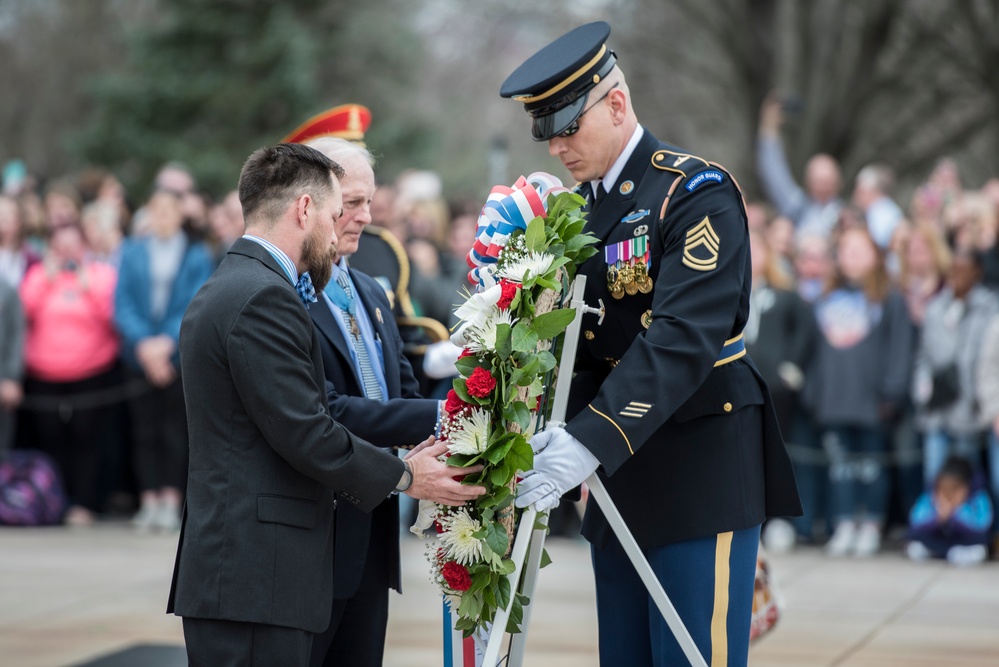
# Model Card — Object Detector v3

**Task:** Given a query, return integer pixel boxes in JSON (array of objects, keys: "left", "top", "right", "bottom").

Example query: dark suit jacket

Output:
[
  {"left": 167, "top": 238, "right": 405, "bottom": 633},
  {"left": 563, "top": 129, "right": 802, "bottom": 549},
  {"left": 309, "top": 267, "right": 438, "bottom": 598}
]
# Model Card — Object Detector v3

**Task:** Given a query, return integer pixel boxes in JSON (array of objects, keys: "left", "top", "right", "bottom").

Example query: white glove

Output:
[{"left": 515, "top": 426, "right": 600, "bottom": 512}]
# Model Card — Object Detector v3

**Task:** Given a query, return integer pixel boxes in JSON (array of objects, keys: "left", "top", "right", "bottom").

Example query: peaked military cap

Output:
[
  {"left": 500, "top": 21, "right": 617, "bottom": 142},
  {"left": 281, "top": 103, "right": 371, "bottom": 145}
]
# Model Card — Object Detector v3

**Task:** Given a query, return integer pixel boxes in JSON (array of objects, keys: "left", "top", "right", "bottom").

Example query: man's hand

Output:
[
  {"left": 137, "top": 335, "right": 177, "bottom": 388},
  {"left": 514, "top": 426, "right": 599, "bottom": 512},
  {"left": 404, "top": 436, "right": 486, "bottom": 506}
]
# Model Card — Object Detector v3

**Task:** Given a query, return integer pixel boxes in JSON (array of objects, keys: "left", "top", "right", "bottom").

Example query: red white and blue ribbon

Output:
[{"left": 466, "top": 172, "right": 569, "bottom": 287}]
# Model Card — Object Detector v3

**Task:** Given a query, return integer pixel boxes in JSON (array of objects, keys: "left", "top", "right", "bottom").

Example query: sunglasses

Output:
[{"left": 556, "top": 83, "right": 619, "bottom": 139}]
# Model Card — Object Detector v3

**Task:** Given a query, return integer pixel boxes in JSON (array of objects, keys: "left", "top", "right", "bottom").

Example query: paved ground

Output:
[{"left": 1, "top": 522, "right": 998, "bottom": 666}]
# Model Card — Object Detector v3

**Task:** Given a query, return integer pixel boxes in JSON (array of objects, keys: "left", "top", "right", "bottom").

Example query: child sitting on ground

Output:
[{"left": 906, "top": 455, "right": 994, "bottom": 566}]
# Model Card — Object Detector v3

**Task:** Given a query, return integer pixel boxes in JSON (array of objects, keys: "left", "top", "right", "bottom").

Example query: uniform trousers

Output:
[{"left": 592, "top": 524, "right": 760, "bottom": 666}]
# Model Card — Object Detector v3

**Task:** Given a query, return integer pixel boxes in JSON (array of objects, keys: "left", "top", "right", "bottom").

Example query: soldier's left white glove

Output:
[{"left": 515, "top": 426, "right": 600, "bottom": 512}]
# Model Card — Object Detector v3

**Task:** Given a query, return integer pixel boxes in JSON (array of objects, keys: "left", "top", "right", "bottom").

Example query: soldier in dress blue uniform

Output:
[{"left": 507, "top": 22, "right": 802, "bottom": 666}]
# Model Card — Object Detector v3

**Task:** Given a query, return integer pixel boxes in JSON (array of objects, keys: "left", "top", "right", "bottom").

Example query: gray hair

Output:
[{"left": 305, "top": 137, "right": 376, "bottom": 168}]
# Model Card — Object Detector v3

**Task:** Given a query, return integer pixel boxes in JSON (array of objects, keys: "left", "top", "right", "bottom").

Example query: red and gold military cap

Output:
[{"left": 281, "top": 103, "right": 372, "bottom": 145}]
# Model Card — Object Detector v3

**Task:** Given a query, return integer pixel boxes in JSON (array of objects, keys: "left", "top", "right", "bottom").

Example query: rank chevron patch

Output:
[{"left": 683, "top": 216, "right": 719, "bottom": 271}]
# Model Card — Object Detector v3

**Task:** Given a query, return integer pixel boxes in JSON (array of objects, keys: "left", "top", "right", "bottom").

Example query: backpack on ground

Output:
[{"left": 0, "top": 449, "right": 67, "bottom": 526}]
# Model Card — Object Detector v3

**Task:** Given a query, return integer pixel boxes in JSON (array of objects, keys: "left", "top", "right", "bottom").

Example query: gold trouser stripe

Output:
[
  {"left": 710, "top": 531, "right": 733, "bottom": 667},
  {"left": 587, "top": 404, "right": 634, "bottom": 455},
  {"left": 513, "top": 46, "right": 607, "bottom": 103}
]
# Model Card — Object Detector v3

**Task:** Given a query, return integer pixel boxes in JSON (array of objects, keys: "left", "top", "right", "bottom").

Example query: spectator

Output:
[
  {"left": 912, "top": 249, "right": 998, "bottom": 486},
  {"left": 0, "top": 279, "right": 24, "bottom": 454},
  {"left": 43, "top": 179, "right": 83, "bottom": 232},
  {"left": 207, "top": 189, "right": 244, "bottom": 264},
  {"left": 765, "top": 214, "right": 796, "bottom": 278},
  {"left": 803, "top": 226, "right": 915, "bottom": 556},
  {"left": 906, "top": 455, "right": 993, "bottom": 566},
  {"left": 114, "top": 190, "right": 215, "bottom": 531},
  {"left": 851, "top": 163, "right": 904, "bottom": 250},
  {"left": 975, "top": 313, "right": 999, "bottom": 509},
  {"left": 897, "top": 223, "right": 951, "bottom": 327},
  {"left": 792, "top": 232, "right": 832, "bottom": 304},
  {"left": 19, "top": 221, "right": 119, "bottom": 525},
  {"left": 756, "top": 93, "right": 843, "bottom": 237},
  {"left": 748, "top": 229, "right": 819, "bottom": 552},
  {"left": 81, "top": 200, "right": 125, "bottom": 268},
  {"left": 0, "top": 194, "right": 40, "bottom": 287}
]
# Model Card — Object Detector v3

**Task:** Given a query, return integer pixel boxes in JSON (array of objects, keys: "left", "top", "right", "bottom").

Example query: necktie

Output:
[
  {"left": 593, "top": 181, "right": 607, "bottom": 209},
  {"left": 296, "top": 272, "right": 317, "bottom": 306},
  {"left": 330, "top": 272, "right": 384, "bottom": 400}
]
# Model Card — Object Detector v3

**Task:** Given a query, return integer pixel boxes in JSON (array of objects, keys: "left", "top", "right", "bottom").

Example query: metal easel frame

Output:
[{"left": 466, "top": 275, "right": 709, "bottom": 667}]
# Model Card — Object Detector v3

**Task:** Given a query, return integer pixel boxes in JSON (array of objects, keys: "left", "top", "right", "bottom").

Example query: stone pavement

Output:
[{"left": 1, "top": 522, "right": 998, "bottom": 666}]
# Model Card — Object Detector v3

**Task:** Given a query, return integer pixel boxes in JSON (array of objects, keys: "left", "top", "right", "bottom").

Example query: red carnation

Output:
[
  {"left": 465, "top": 367, "right": 497, "bottom": 398},
  {"left": 445, "top": 389, "right": 473, "bottom": 415},
  {"left": 497, "top": 279, "right": 520, "bottom": 310},
  {"left": 434, "top": 520, "right": 445, "bottom": 534},
  {"left": 441, "top": 561, "right": 473, "bottom": 592},
  {"left": 458, "top": 348, "right": 474, "bottom": 359}
]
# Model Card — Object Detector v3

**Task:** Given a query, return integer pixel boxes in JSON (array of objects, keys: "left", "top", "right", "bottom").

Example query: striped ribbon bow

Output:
[{"left": 466, "top": 172, "right": 570, "bottom": 288}]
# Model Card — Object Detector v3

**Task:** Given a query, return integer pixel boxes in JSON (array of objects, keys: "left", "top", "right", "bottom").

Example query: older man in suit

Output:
[
  {"left": 296, "top": 133, "right": 442, "bottom": 666},
  {"left": 167, "top": 143, "right": 484, "bottom": 667}
]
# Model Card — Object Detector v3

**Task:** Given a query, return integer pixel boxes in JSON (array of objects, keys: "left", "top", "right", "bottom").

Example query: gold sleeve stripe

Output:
[
  {"left": 710, "top": 531, "right": 734, "bottom": 667},
  {"left": 628, "top": 401, "right": 653, "bottom": 408},
  {"left": 714, "top": 348, "right": 746, "bottom": 367},
  {"left": 587, "top": 404, "right": 634, "bottom": 455}
]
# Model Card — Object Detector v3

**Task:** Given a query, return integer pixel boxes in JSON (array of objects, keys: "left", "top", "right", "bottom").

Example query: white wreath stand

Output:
[{"left": 444, "top": 276, "right": 708, "bottom": 667}]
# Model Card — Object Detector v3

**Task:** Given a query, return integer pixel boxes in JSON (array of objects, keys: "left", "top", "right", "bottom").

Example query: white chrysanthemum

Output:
[
  {"left": 446, "top": 408, "right": 492, "bottom": 456},
  {"left": 498, "top": 251, "right": 555, "bottom": 282},
  {"left": 438, "top": 508, "right": 484, "bottom": 565},
  {"left": 464, "top": 310, "right": 516, "bottom": 354},
  {"left": 450, "top": 284, "right": 503, "bottom": 347},
  {"left": 454, "top": 283, "right": 502, "bottom": 325}
]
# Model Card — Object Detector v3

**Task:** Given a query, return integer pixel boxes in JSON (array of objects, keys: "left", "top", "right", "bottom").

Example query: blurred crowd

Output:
[{"left": 2, "top": 97, "right": 999, "bottom": 567}]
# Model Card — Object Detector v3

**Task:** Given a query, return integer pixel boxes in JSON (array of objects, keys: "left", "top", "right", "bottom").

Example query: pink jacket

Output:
[{"left": 19, "top": 262, "right": 120, "bottom": 382}]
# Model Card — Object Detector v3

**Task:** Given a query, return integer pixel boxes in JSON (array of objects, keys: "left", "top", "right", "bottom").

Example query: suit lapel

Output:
[{"left": 586, "top": 130, "right": 660, "bottom": 244}]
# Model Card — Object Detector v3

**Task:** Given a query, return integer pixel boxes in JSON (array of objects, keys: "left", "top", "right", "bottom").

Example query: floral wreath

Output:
[{"left": 411, "top": 172, "right": 598, "bottom": 637}]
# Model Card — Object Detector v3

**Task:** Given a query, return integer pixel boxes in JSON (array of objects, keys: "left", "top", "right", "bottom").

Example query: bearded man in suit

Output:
[{"left": 167, "top": 143, "right": 484, "bottom": 667}]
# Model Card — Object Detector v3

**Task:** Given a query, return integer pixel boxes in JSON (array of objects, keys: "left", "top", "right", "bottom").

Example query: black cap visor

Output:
[{"left": 530, "top": 93, "right": 588, "bottom": 142}]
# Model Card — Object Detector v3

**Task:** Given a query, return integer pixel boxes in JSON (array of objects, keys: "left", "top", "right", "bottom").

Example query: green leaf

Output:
[
  {"left": 496, "top": 573, "right": 512, "bottom": 609},
  {"left": 506, "top": 435, "right": 534, "bottom": 473},
  {"left": 451, "top": 378, "right": 477, "bottom": 404},
  {"left": 505, "top": 596, "right": 524, "bottom": 634},
  {"left": 512, "top": 401, "right": 531, "bottom": 432},
  {"left": 512, "top": 322, "right": 540, "bottom": 352},
  {"left": 537, "top": 350, "right": 557, "bottom": 373},
  {"left": 484, "top": 520, "right": 509, "bottom": 558},
  {"left": 525, "top": 215, "right": 546, "bottom": 252},
  {"left": 454, "top": 354, "right": 486, "bottom": 376},
  {"left": 490, "top": 463, "right": 512, "bottom": 486},
  {"left": 494, "top": 322, "right": 512, "bottom": 359},
  {"left": 517, "top": 354, "right": 540, "bottom": 382},
  {"left": 530, "top": 308, "right": 577, "bottom": 340},
  {"left": 485, "top": 437, "right": 515, "bottom": 464},
  {"left": 540, "top": 548, "right": 553, "bottom": 569}
]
